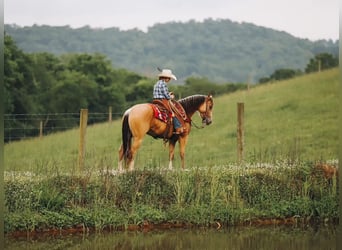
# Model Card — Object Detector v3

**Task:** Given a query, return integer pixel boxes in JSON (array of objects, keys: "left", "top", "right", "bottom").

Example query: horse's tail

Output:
[{"left": 122, "top": 113, "right": 132, "bottom": 163}]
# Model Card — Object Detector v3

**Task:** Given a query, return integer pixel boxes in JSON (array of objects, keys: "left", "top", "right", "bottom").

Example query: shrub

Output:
[{"left": 115, "top": 170, "right": 175, "bottom": 209}]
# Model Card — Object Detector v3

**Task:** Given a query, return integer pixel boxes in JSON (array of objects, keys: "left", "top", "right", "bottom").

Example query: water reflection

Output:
[{"left": 5, "top": 225, "right": 337, "bottom": 250}]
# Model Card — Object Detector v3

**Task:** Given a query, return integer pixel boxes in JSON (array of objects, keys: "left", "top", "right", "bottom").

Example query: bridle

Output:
[{"left": 192, "top": 96, "right": 213, "bottom": 129}]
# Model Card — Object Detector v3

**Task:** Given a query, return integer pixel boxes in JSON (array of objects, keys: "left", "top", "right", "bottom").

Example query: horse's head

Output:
[{"left": 198, "top": 94, "right": 213, "bottom": 126}]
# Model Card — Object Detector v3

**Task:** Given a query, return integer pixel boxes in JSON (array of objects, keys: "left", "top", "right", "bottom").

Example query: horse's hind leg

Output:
[
  {"left": 118, "top": 144, "right": 124, "bottom": 173},
  {"left": 127, "top": 136, "right": 144, "bottom": 171}
]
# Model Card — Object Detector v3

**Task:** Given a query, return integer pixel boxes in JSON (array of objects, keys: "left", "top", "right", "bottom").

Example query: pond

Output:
[{"left": 5, "top": 225, "right": 337, "bottom": 250}]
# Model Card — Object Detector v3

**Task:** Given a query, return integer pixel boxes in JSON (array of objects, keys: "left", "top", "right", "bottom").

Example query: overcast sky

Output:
[{"left": 4, "top": 0, "right": 339, "bottom": 41}]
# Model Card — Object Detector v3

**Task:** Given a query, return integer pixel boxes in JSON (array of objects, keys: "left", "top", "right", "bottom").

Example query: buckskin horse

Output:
[{"left": 118, "top": 94, "right": 213, "bottom": 172}]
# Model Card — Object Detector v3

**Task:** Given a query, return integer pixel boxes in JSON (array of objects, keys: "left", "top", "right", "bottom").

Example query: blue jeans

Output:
[{"left": 173, "top": 117, "right": 181, "bottom": 129}]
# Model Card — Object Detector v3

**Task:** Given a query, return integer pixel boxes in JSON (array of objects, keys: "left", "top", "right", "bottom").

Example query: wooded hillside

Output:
[{"left": 5, "top": 19, "right": 338, "bottom": 83}]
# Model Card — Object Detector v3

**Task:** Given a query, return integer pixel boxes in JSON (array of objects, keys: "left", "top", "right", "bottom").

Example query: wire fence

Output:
[
  {"left": 4, "top": 108, "right": 237, "bottom": 171},
  {"left": 4, "top": 110, "right": 123, "bottom": 142}
]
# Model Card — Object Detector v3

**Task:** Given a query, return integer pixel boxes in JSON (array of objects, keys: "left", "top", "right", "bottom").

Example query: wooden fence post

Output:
[
  {"left": 78, "top": 109, "right": 88, "bottom": 173},
  {"left": 108, "top": 106, "right": 112, "bottom": 124},
  {"left": 39, "top": 120, "right": 43, "bottom": 139},
  {"left": 237, "top": 103, "right": 244, "bottom": 164}
]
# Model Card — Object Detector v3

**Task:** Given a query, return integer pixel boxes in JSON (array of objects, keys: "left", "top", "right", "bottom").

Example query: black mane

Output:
[{"left": 178, "top": 95, "right": 206, "bottom": 113}]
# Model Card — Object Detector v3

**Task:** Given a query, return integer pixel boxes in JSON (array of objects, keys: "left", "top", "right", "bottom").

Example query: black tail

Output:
[{"left": 122, "top": 113, "right": 132, "bottom": 163}]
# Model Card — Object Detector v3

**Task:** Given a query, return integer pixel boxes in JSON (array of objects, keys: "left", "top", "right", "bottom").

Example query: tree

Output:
[
  {"left": 30, "top": 52, "right": 65, "bottom": 113},
  {"left": 258, "top": 77, "right": 271, "bottom": 84},
  {"left": 48, "top": 71, "right": 97, "bottom": 113},
  {"left": 4, "top": 35, "right": 37, "bottom": 114},
  {"left": 4, "top": 35, "right": 40, "bottom": 140},
  {"left": 125, "top": 79, "right": 154, "bottom": 104},
  {"left": 270, "top": 69, "right": 299, "bottom": 81},
  {"left": 305, "top": 53, "right": 338, "bottom": 73},
  {"left": 64, "top": 53, "right": 114, "bottom": 86},
  {"left": 6, "top": 22, "right": 338, "bottom": 83}
]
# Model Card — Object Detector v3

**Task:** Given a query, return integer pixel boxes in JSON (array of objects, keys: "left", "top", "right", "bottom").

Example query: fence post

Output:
[
  {"left": 39, "top": 120, "right": 43, "bottom": 139},
  {"left": 237, "top": 103, "right": 244, "bottom": 164},
  {"left": 108, "top": 106, "right": 112, "bottom": 124},
  {"left": 78, "top": 109, "right": 88, "bottom": 173}
]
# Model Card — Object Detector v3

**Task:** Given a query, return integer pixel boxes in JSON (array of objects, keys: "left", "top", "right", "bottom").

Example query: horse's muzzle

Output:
[{"left": 203, "top": 117, "right": 212, "bottom": 126}]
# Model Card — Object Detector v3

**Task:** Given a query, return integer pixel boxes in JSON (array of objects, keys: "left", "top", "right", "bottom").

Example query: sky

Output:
[{"left": 4, "top": 0, "right": 339, "bottom": 41}]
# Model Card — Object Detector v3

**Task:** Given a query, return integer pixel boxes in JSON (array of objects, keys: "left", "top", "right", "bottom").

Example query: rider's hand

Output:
[{"left": 169, "top": 92, "right": 175, "bottom": 99}]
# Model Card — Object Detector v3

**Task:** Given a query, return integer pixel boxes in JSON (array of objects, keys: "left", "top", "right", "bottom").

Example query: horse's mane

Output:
[{"left": 178, "top": 95, "right": 206, "bottom": 113}]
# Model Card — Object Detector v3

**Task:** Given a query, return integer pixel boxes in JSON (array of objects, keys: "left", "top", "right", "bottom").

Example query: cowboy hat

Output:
[{"left": 158, "top": 69, "right": 177, "bottom": 80}]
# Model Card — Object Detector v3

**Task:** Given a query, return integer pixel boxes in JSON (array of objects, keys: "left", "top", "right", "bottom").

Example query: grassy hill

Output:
[{"left": 4, "top": 69, "right": 338, "bottom": 173}]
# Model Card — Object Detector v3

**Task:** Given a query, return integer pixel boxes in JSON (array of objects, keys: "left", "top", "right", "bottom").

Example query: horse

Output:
[{"left": 118, "top": 94, "right": 214, "bottom": 172}]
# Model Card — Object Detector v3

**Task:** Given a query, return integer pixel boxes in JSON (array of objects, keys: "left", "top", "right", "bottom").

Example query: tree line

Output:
[
  {"left": 258, "top": 53, "right": 338, "bottom": 83},
  {"left": 4, "top": 34, "right": 246, "bottom": 141},
  {"left": 5, "top": 19, "right": 338, "bottom": 83}
]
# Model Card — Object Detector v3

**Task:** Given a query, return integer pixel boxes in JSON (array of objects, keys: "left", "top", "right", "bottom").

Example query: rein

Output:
[
  {"left": 191, "top": 119, "right": 205, "bottom": 129},
  {"left": 181, "top": 95, "right": 212, "bottom": 129}
]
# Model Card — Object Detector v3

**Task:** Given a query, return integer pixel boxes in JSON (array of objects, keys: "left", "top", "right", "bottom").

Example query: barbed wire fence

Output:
[
  {"left": 5, "top": 104, "right": 246, "bottom": 169},
  {"left": 4, "top": 107, "right": 122, "bottom": 142}
]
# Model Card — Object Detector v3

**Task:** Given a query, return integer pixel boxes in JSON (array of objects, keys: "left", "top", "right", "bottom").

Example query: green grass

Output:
[
  {"left": 4, "top": 166, "right": 339, "bottom": 234},
  {"left": 4, "top": 68, "right": 339, "bottom": 172},
  {"left": 4, "top": 69, "right": 339, "bottom": 234}
]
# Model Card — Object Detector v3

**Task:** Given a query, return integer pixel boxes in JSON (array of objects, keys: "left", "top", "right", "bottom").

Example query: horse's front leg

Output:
[
  {"left": 178, "top": 136, "right": 189, "bottom": 170},
  {"left": 168, "top": 141, "right": 176, "bottom": 170}
]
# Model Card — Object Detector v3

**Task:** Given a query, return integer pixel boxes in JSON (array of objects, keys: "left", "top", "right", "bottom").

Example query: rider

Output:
[{"left": 153, "top": 69, "right": 185, "bottom": 134}]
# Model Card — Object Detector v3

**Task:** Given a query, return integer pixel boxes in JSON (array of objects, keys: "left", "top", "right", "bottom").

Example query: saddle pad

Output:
[{"left": 150, "top": 104, "right": 169, "bottom": 123}]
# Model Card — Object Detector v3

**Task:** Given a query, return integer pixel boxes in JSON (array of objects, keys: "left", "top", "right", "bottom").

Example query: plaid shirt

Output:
[{"left": 153, "top": 80, "right": 171, "bottom": 99}]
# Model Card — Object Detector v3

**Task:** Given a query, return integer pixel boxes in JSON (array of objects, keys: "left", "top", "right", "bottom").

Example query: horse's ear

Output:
[{"left": 207, "top": 93, "right": 213, "bottom": 98}]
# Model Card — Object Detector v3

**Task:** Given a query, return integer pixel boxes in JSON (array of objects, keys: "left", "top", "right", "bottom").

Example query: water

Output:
[{"left": 5, "top": 225, "right": 337, "bottom": 250}]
